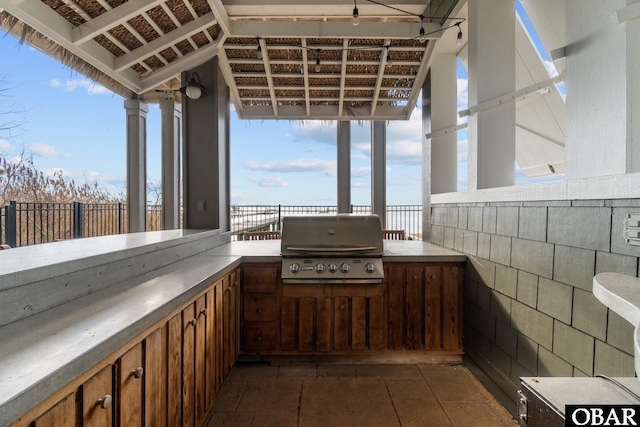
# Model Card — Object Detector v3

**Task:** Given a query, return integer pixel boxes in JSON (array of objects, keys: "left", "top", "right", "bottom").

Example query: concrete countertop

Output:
[{"left": 0, "top": 234, "right": 465, "bottom": 425}]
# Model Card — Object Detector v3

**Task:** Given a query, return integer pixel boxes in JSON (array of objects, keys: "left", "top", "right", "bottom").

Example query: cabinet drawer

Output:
[
  {"left": 243, "top": 267, "right": 278, "bottom": 293},
  {"left": 243, "top": 294, "right": 277, "bottom": 322},
  {"left": 242, "top": 322, "right": 278, "bottom": 351}
]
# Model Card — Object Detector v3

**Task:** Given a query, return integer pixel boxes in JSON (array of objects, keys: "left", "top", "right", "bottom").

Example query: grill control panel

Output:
[{"left": 282, "top": 257, "right": 383, "bottom": 283}]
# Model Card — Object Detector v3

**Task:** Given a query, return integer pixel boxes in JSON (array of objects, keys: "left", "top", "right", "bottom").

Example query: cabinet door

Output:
[
  {"left": 144, "top": 327, "right": 167, "bottom": 427},
  {"left": 32, "top": 393, "right": 76, "bottom": 427},
  {"left": 195, "top": 295, "right": 207, "bottom": 426},
  {"left": 118, "top": 343, "right": 144, "bottom": 427},
  {"left": 442, "top": 264, "right": 463, "bottom": 351},
  {"left": 82, "top": 364, "right": 113, "bottom": 427},
  {"left": 167, "top": 313, "right": 182, "bottom": 427},
  {"left": 182, "top": 303, "right": 197, "bottom": 427}
]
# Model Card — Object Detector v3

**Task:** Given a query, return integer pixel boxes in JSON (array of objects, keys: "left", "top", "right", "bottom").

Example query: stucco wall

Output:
[{"left": 431, "top": 199, "right": 640, "bottom": 406}]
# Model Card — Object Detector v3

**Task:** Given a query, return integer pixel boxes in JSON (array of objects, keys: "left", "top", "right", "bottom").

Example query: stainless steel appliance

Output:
[{"left": 280, "top": 214, "right": 384, "bottom": 284}]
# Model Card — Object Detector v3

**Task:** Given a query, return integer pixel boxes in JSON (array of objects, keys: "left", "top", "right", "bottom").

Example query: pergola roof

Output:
[{"left": 0, "top": 0, "right": 462, "bottom": 120}]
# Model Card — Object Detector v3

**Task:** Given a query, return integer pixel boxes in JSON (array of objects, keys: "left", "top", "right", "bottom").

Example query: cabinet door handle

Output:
[
  {"left": 338, "top": 304, "right": 345, "bottom": 310},
  {"left": 256, "top": 307, "right": 263, "bottom": 313},
  {"left": 256, "top": 335, "right": 262, "bottom": 342},
  {"left": 131, "top": 367, "right": 144, "bottom": 379},
  {"left": 257, "top": 278, "right": 263, "bottom": 284},
  {"left": 188, "top": 318, "right": 197, "bottom": 327},
  {"left": 431, "top": 274, "right": 437, "bottom": 279},
  {"left": 412, "top": 275, "right": 418, "bottom": 280},
  {"left": 96, "top": 395, "right": 112, "bottom": 409},
  {"left": 199, "top": 308, "right": 207, "bottom": 317}
]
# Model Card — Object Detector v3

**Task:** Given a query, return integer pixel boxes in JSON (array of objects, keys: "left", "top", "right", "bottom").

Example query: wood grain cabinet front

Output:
[
  {"left": 81, "top": 364, "right": 113, "bottom": 427},
  {"left": 240, "top": 264, "right": 280, "bottom": 353},
  {"left": 31, "top": 393, "right": 76, "bottom": 427}
]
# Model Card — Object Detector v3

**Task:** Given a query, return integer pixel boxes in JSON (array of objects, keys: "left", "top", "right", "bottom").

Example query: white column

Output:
[
  {"left": 124, "top": 99, "right": 148, "bottom": 233},
  {"left": 159, "top": 95, "right": 181, "bottom": 230},
  {"left": 430, "top": 53, "right": 458, "bottom": 194},
  {"left": 337, "top": 121, "right": 351, "bottom": 214},
  {"left": 371, "top": 121, "right": 386, "bottom": 228},
  {"left": 422, "top": 73, "right": 432, "bottom": 242},
  {"left": 467, "top": 0, "right": 516, "bottom": 189}
]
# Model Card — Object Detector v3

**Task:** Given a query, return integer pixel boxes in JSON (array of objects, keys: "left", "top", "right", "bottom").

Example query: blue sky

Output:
[{"left": 0, "top": 2, "right": 560, "bottom": 206}]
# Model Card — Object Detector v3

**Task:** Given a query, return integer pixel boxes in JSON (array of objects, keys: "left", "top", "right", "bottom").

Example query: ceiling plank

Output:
[
  {"left": 338, "top": 39, "right": 349, "bottom": 117},
  {"left": 259, "top": 38, "right": 279, "bottom": 116},
  {"left": 370, "top": 39, "right": 391, "bottom": 116},
  {"left": 230, "top": 20, "right": 442, "bottom": 39},
  {"left": 217, "top": 37, "right": 244, "bottom": 115},
  {"left": 72, "top": 0, "right": 165, "bottom": 45},
  {"left": 115, "top": 13, "right": 218, "bottom": 72},
  {"left": 301, "top": 39, "right": 311, "bottom": 116},
  {"left": 403, "top": 40, "right": 435, "bottom": 115},
  {"left": 205, "top": 0, "right": 231, "bottom": 35}
]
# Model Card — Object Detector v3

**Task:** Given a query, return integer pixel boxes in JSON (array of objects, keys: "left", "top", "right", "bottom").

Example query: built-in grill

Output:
[{"left": 280, "top": 214, "right": 384, "bottom": 284}]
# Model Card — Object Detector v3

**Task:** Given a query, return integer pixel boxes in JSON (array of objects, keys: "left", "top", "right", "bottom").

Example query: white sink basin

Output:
[{"left": 593, "top": 272, "right": 640, "bottom": 380}]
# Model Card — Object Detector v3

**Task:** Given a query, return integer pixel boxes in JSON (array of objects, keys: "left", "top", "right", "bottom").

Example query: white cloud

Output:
[
  {"left": 30, "top": 143, "right": 70, "bottom": 157},
  {"left": 0, "top": 139, "right": 11, "bottom": 151},
  {"left": 544, "top": 60, "right": 559, "bottom": 78},
  {"left": 49, "top": 78, "right": 111, "bottom": 95},
  {"left": 457, "top": 78, "right": 468, "bottom": 109},
  {"left": 290, "top": 121, "right": 337, "bottom": 145},
  {"left": 352, "top": 166, "right": 371, "bottom": 177},
  {"left": 243, "top": 158, "right": 336, "bottom": 175},
  {"left": 250, "top": 175, "right": 289, "bottom": 187}
]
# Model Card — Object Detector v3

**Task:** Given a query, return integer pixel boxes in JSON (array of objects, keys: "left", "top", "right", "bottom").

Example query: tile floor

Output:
[{"left": 206, "top": 362, "right": 518, "bottom": 427}]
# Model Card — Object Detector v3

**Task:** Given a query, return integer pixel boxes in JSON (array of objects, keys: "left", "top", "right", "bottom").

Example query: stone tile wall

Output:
[{"left": 431, "top": 199, "right": 640, "bottom": 405}]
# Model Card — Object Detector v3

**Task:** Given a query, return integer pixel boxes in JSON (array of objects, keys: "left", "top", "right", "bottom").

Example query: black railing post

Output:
[
  {"left": 118, "top": 202, "right": 124, "bottom": 234},
  {"left": 6, "top": 201, "right": 17, "bottom": 248},
  {"left": 73, "top": 202, "right": 83, "bottom": 239},
  {"left": 278, "top": 204, "right": 281, "bottom": 230}
]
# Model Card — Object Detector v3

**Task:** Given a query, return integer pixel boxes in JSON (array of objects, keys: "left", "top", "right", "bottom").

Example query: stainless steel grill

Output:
[{"left": 280, "top": 214, "right": 384, "bottom": 284}]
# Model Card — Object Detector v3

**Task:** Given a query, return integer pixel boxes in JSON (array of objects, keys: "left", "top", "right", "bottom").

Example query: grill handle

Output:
[{"left": 285, "top": 246, "right": 379, "bottom": 253}]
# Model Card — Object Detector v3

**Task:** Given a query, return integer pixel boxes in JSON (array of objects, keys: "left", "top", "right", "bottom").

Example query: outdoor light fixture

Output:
[
  {"left": 315, "top": 50, "right": 321, "bottom": 72},
  {"left": 352, "top": 0, "right": 359, "bottom": 26},
  {"left": 456, "top": 22, "right": 463, "bottom": 46},
  {"left": 256, "top": 37, "right": 263, "bottom": 59},
  {"left": 385, "top": 45, "right": 392, "bottom": 67},
  {"left": 179, "top": 72, "right": 207, "bottom": 100}
]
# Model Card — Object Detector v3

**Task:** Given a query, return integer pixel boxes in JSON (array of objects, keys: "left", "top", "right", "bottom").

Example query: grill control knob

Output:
[
  {"left": 340, "top": 263, "right": 350, "bottom": 273},
  {"left": 328, "top": 263, "right": 338, "bottom": 273},
  {"left": 290, "top": 263, "right": 301, "bottom": 273},
  {"left": 315, "top": 263, "right": 325, "bottom": 273},
  {"left": 364, "top": 262, "right": 376, "bottom": 273}
]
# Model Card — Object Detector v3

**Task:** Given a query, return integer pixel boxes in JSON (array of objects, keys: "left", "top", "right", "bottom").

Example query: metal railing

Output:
[
  {"left": 1, "top": 202, "right": 422, "bottom": 248},
  {"left": 231, "top": 204, "right": 422, "bottom": 240}
]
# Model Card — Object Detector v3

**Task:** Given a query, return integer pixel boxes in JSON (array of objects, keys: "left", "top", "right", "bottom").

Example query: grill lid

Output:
[{"left": 280, "top": 214, "right": 383, "bottom": 257}]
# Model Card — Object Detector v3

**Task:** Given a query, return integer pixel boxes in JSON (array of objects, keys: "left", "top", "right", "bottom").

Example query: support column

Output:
[
  {"left": 430, "top": 53, "right": 458, "bottom": 194},
  {"left": 422, "top": 73, "right": 432, "bottom": 242},
  {"left": 468, "top": 0, "right": 516, "bottom": 189},
  {"left": 159, "top": 95, "right": 181, "bottom": 230},
  {"left": 124, "top": 99, "right": 148, "bottom": 233},
  {"left": 371, "top": 121, "right": 386, "bottom": 228},
  {"left": 182, "top": 57, "right": 230, "bottom": 231},
  {"left": 337, "top": 121, "right": 351, "bottom": 214}
]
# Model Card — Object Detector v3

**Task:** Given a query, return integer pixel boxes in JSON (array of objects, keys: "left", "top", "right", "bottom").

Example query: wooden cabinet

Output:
[
  {"left": 241, "top": 264, "right": 279, "bottom": 352},
  {"left": 386, "top": 263, "right": 463, "bottom": 352},
  {"left": 13, "top": 268, "right": 240, "bottom": 427},
  {"left": 280, "top": 284, "right": 384, "bottom": 352}
]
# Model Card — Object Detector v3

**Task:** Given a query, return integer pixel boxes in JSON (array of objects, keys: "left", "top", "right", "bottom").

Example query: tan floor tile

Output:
[
  {"left": 213, "top": 380, "right": 247, "bottom": 412},
  {"left": 277, "top": 364, "right": 317, "bottom": 380},
  {"left": 299, "top": 379, "right": 400, "bottom": 427},
  {"left": 441, "top": 402, "right": 509, "bottom": 427},
  {"left": 317, "top": 363, "right": 356, "bottom": 380},
  {"left": 356, "top": 363, "right": 423, "bottom": 379},
  {"left": 237, "top": 380, "right": 302, "bottom": 413},
  {"left": 419, "top": 364, "right": 488, "bottom": 403},
  {"left": 386, "top": 379, "right": 452, "bottom": 427},
  {"left": 251, "top": 411, "right": 299, "bottom": 427},
  {"left": 205, "top": 411, "right": 254, "bottom": 427},
  {"left": 227, "top": 364, "right": 279, "bottom": 381}
]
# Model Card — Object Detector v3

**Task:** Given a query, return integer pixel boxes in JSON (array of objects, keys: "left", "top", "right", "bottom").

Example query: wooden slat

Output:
[
  {"left": 316, "top": 297, "right": 332, "bottom": 352},
  {"left": 119, "top": 342, "right": 143, "bottom": 427},
  {"left": 351, "top": 297, "right": 367, "bottom": 350},
  {"left": 195, "top": 295, "right": 207, "bottom": 426},
  {"left": 368, "top": 295, "right": 384, "bottom": 350},
  {"left": 405, "top": 266, "right": 424, "bottom": 350},
  {"left": 223, "top": 277, "right": 231, "bottom": 377},
  {"left": 215, "top": 280, "right": 224, "bottom": 391},
  {"left": 205, "top": 288, "right": 216, "bottom": 409},
  {"left": 443, "top": 265, "right": 462, "bottom": 351},
  {"left": 387, "top": 266, "right": 405, "bottom": 349},
  {"left": 82, "top": 364, "right": 113, "bottom": 426},
  {"left": 144, "top": 327, "right": 167, "bottom": 427},
  {"left": 33, "top": 393, "right": 75, "bottom": 427},
  {"left": 182, "top": 304, "right": 196, "bottom": 427},
  {"left": 425, "top": 266, "right": 443, "bottom": 350},
  {"left": 281, "top": 297, "right": 298, "bottom": 350},
  {"left": 333, "top": 296, "right": 349, "bottom": 350},
  {"left": 298, "top": 298, "right": 315, "bottom": 351},
  {"left": 243, "top": 266, "right": 278, "bottom": 293},
  {"left": 167, "top": 313, "right": 182, "bottom": 427}
]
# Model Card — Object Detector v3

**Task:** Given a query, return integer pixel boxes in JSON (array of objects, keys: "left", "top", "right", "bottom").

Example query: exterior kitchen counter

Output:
[{"left": 0, "top": 234, "right": 465, "bottom": 425}]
